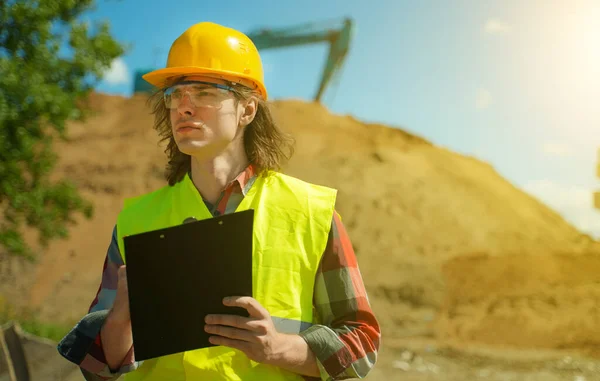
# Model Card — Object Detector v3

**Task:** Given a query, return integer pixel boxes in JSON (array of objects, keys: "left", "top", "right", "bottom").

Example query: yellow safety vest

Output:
[{"left": 115, "top": 171, "right": 337, "bottom": 380}]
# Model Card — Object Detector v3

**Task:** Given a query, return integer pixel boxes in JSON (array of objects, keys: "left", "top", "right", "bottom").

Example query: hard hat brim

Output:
[{"left": 142, "top": 67, "right": 268, "bottom": 100}]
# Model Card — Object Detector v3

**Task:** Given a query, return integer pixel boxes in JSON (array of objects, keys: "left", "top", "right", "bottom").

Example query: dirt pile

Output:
[
  {"left": 436, "top": 253, "right": 600, "bottom": 352},
  {"left": 2, "top": 93, "right": 599, "bottom": 355},
  {"left": 273, "top": 99, "right": 600, "bottom": 351}
]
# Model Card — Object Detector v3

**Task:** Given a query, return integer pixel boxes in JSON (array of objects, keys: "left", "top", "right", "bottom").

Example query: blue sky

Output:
[{"left": 88, "top": 0, "right": 599, "bottom": 237}]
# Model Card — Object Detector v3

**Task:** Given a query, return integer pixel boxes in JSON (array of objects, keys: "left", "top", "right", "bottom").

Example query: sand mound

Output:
[
  {"left": 1, "top": 93, "right": 599, "bottom": 354},
  {"left": 436, "top": 252, "right": 600, "bottom": 350},
  {"left": 270, "top": 100, "right": 600, "bottom": 350}
]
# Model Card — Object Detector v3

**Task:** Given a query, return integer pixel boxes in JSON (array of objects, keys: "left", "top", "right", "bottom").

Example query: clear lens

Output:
[{"left": 164, "top": 81, "right": 234, "bottom": 109}]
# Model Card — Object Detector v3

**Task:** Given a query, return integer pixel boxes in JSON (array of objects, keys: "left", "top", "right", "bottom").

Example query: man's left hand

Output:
[{"left": 204, "top": 296, "right": 288, "bottom": 365}]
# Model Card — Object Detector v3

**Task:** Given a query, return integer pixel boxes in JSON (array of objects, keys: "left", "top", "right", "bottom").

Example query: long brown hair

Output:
[{"left": 147, "top": 80, "right": 295, "bottom": 185}]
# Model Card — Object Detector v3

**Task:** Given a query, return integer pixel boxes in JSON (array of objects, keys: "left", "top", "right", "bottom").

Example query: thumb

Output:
[{"left": 117, "top": 265, "right": 127, "bottom": 285}]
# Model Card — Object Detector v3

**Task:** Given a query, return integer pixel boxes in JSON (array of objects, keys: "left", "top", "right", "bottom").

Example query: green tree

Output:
[{"left": 0, "top": 0, "right": 125, "bottom": 258}]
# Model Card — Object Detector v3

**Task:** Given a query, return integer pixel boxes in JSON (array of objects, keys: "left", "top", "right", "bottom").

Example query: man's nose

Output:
[{"left": 177, "top": 93, "right": 196, "bottom": 116}]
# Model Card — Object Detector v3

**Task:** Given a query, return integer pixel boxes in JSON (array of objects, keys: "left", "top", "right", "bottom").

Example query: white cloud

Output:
[
  {"left": 524, "top": 180, "right": 600, "bottom": 238},
  {"left": 542, "top": 142, "right": 572, "bottom": 157},
  {"left": 475, "top": 88, "right": 492, "bottom": 109},
  {"left": 485, "top": 19, "right": 512, "bottom": 35},
  {"left": 103, "top": 57, "right": 130, "bottom": 85}
]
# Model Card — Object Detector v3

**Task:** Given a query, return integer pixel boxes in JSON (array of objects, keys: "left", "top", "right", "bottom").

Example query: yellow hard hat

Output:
[{"left": 143, "top": 22, "right": 268, "bottom": 99}]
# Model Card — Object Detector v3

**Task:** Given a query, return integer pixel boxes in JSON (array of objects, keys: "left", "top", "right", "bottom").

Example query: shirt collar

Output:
[{"left": 225, "top": 163, "right": 257, "bottom": 196}]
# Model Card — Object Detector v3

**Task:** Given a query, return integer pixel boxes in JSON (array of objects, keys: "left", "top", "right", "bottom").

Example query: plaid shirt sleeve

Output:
[
  {"left": 299, "top": 211, "right": 381, "bottom": 380},
  {"left": 57, "top": 225, "right": 139, "bottom": 380}
]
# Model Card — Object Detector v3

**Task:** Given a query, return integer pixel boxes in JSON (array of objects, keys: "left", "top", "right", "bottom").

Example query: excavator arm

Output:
[{"left": 247, "top": 18, "right": 353, "bottom": 103}]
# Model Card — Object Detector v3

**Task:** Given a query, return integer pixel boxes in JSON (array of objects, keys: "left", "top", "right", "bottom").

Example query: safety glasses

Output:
[{"left": 163, "top": 81, "right": 236, "bottom": 109}]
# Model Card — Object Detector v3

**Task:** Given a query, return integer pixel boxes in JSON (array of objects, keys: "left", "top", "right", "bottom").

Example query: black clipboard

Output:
[{"left": 123, "top": 209, "right": 254, "bottom": 361}]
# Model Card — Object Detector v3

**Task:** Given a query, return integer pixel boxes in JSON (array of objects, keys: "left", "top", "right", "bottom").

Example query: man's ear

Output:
[{"left": 239, "top": 97, "right": 258, "bottom": 127}]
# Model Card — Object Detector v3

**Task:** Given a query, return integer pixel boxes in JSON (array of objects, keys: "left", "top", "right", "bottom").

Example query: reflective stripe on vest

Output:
[{"left": 115, "top": 171, "right": 336, "bottom": 381}]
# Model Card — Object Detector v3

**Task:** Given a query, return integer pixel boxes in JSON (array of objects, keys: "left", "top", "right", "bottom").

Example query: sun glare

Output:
[{"left": 531, "top": 1, "right": 600, "bottom": 137}]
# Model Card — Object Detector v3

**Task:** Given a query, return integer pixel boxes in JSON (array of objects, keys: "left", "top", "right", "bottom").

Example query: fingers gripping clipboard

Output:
[{"left": 122, "top": 209, "right": 254, "bottom": 361}]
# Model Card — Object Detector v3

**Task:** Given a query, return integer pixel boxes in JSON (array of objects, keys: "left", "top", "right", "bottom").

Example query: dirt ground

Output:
[
  {"left": 10, "top": 328, "right": 600, "bottom": 381},
  {"left": 370, "top": 338, "right": 600, "bottom": 381},
  {"left": 1, "top": 93, "right": 600, "bottom": 380}
]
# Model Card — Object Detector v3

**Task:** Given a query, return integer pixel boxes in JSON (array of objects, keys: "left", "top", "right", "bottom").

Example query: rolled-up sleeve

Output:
[
  {"left": 57, "top": 225, "right": 139, "bottom": 380},
  {"left": 299, "top": 212, "right": 381, "bottom": 380}
]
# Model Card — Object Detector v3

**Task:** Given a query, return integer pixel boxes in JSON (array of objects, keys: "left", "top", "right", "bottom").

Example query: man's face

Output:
[{"left": 166, "top": 77, "right": 243, "bottom": 159}]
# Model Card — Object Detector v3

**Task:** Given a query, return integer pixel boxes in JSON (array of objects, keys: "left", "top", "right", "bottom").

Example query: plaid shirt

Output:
[{"left": 57, "top": 166, "right": 381, "bottom": 380}]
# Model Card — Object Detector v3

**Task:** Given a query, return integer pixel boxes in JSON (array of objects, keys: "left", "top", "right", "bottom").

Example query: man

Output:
[{"left": 58, "top": 21, "right": 380, "bottom": 380}]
